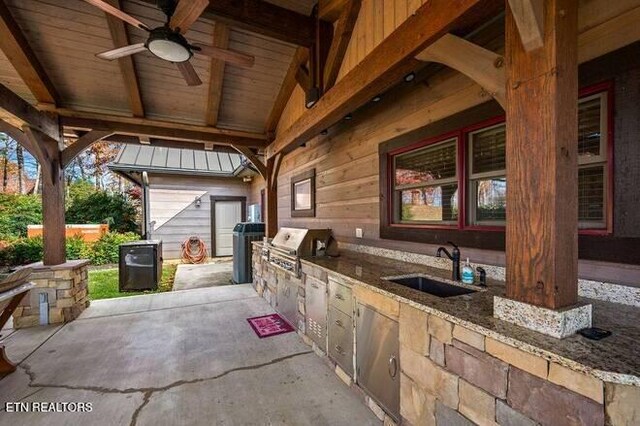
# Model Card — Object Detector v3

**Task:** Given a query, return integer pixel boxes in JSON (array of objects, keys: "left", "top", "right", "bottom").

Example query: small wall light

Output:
[
  {"left": 243, "top": 176, "right": 253, "bottom": 183},
  {"left": 194, "top": 196, "right": 202, "bottom": 207},
  {"left": 404, "top": 72, "right": 416, "bottom": 82},
  {"left": 371, "top": 94, "right": 382, "bottom": 103},
  {"left": 344, "top": 113, "right": 353, "bottom": 121}
]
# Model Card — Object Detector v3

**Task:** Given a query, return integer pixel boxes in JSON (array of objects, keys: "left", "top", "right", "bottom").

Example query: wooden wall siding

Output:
[
  {"left": 216, "top": 29, "right": 296, "bottom": 133},
  {"left": 148, "top": 174, "right": 251, "bottom": 259},
  {"left": 5, "top": 0, "right": 130, "bottom": 113},
  {"left": 269, "top": 2, "right": 640, "bottom": 252}
]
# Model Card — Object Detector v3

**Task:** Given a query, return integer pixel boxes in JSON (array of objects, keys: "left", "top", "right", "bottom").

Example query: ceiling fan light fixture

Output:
[{"left": 146, "top": 27, "right": 192, "bottom": 63}]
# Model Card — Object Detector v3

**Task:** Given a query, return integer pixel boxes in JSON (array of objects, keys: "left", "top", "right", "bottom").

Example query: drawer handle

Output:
[
  {"left": 335, "top": 293, "right": 345, "bottom": 301},
  {"left": 310, "top": 282, "right": 319, "bottom": 289},
  {"left": 335, "top": 345, "right": 345, "bottom": 355},
  {"left": 334, "top": 319, "right": 343, "bottom": 327},
  {"left": 388, "top": 356, "right": 398, "bottom": 378}
]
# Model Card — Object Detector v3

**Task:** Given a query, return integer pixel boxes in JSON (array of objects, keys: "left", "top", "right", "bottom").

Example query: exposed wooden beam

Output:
[
  {"left": 323, "top": 0, "right": 361, "bottom": 90},
  {"left": 505, "top": 0, "right": 578, "bottom": 309},
  {"left": 43, "top": 108, "right": 267, "bottom": 147},
  {"left": 22, "top": 125, "right": 57, "bottom": 186},
  {"left": 265, "top": 153, "right": 283, "bottom": 238},
  {"left": 205, "top": 23, "right": 229, "bottom": 126},
  {"left": 0, "top": 83, "right": 59, "bottom": 140},
  {"left": 0, "top": 119, "right": 34, "bottom": 157},
  {"left": 266, "top": 0, "right": 503, "bottom": 158},
  {"left": 295, "top": 64, "right": 311, "bottom": 93},
  {"left": 104, "top": 0, "right": 145, "bottom": 117},
  {"left": 61, "top": 130, "right": 114, "bottom": 167},
  {"left": 265, "top": 47, "right": 309, "bottom": 137},
  {"left": 0, "top": 0, "right": 60, "bottom": 105},
  {"left": 231, "top": 145, "right": 266, "bottom": 178},
  {"left": 417, "top": 34, "right": 506, "bottom": 108},
  {"left": 103, "top": 134, "right": 236, "bottom": 152},
  {"left": 319, "top": 0, "right": 348, "bottom": 22},
  {"left": 507, "top": 0, "right": 544, "bottom": 51},
  {"left": 137, "top": 0, "right": 329, "bottom": 47}
]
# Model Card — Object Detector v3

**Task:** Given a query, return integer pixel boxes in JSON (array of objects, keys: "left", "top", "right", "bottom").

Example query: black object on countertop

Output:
[{"left": 578, "top": 327, "right": 612, "bottom": 340}]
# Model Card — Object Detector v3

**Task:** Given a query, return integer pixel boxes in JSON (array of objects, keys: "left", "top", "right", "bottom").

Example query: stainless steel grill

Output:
[{"left": 263, "top": 227, "right": 333, "bottom": 277}]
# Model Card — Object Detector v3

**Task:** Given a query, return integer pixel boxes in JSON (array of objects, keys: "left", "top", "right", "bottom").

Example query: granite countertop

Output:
[{"left": 297, "top": 250, "right": 640, "bottom": 386}]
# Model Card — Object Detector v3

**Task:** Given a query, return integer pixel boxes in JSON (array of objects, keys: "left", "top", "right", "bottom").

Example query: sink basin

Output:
[{"left": 384, "top": 275, "right": 477, "bottom": 298}]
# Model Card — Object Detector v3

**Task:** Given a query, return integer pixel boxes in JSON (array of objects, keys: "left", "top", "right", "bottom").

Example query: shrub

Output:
[
  {"left": 88, "top": 232, "right": 139, "bottom": 265},
  {"left": 0, "top": 194, "right": 43, "bottom": 239},
  {"left": 66, "top": 235, "right": 89, "bottom": 260},
  {"left": 2, "top": 236, "right": 44, "bottom": 266},
  {"left": 66, "top": 191, "right": 139, "bottom": 234}
]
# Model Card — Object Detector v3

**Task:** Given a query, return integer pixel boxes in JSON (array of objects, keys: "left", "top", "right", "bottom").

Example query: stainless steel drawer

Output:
[
  {"left": 328, "top": 307, "right": 353, "bottom": 375},
  {"left": 328, "top": 278, "right": 353, "bottom": 315}
]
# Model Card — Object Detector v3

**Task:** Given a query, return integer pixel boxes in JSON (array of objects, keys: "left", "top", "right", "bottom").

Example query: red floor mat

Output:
[{"left": 247, "top": 313, "right": 295, "bottom": 338}]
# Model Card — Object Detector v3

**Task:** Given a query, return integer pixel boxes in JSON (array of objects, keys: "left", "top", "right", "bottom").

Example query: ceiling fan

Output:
[{"left": 83, "top": 0, "right": 255, "bottom": 86}]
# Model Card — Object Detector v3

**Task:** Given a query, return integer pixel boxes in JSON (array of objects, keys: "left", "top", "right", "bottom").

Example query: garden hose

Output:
[{"left": 181, "top": 236, "right": 208, "bottom": 264}]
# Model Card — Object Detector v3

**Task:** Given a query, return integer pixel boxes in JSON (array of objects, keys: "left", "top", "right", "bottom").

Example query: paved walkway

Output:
[
  {"left": 0, "top": 285, "right": 378, "bottom": 426},
  {"left": 172, "top": 260, "right": 234, "bottom": 291}
]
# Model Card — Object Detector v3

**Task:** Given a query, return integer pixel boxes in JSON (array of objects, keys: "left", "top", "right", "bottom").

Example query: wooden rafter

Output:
[
  {"left": 231, "top": 145, "right": 266, "bottom": 178},
  {"left": 205, "top": 23, "right": 230, "bottom": 126},
  {"left": 266, "top": 0, "right": 504, "bottom": 158},
  {"left": 295, "top": 64, "right": 311, "bottom": 93},
  {"left": 319, "top": 0, "right": 349, "bottom": 22},
  {"left": 137, "top": 0, "right": 330, "bottom": 47},
  {"left": 104, "top": 0, "right": 145, "bottom": 117},
  {"left": 417, "top": 34, "right": 506, "bottom": 108},
  {"left": 0, "top": 0, "right": 60, "bottom": 105},
  {"left": 323, "top": 0, "right": 361, "bottom": 90},
  {"left": 43, "top": 108, "right": 267, "bottom": 147},
  {"left": 61, "top": 130, "right": 114, "bottom": 167},
  {"left": 265, "top": 47, "right": 309, "bottom": 137},
  {"left": 0, "top": 83, "right": 59, "bottom": 140},
  {"left": 104, "top": 134, "right": 236, "bottom": 152},
  {"left": 507, "top": 0, "right": 544, "bottom": 51}
]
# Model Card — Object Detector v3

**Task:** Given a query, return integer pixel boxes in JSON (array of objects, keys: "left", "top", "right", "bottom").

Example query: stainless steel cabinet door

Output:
[
  {"left": 305, "top": 277, "right": 327, "bottom": 351},
  {"left": 276, "top": 277, "right": 298, "bottom": 328},
  {"left": 355, "top": 303, "right": 400, "bottom": 421}
]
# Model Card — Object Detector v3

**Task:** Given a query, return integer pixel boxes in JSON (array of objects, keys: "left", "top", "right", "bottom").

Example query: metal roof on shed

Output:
[{"left": 109, "top": 145, "right": 245, "bottom": 177}]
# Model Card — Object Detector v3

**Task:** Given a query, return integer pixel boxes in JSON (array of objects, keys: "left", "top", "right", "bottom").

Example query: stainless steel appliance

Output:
[
  {"left": 306, "top": 276, "right": 327, "bottom": 351},
  {"left": 119, "top": 240, "right": 163, "bottom": 291},
  {"left": 232, "top": 222, "right": 265, "bottom": 284},
  {"left": 264, "top": 227, "right": 333, "bottom": 277},
  {"left": 356, "top": 303, "right": 400, "bottom": 421}
]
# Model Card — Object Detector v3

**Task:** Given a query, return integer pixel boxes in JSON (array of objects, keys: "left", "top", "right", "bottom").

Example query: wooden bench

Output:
[{"left": 0, "top": 268, "right": 34, "bottom": 377}]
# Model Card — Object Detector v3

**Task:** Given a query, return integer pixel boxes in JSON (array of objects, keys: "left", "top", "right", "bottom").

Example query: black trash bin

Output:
[
  {"left": 232, "top": 223, "right": 265, "bottom": 284},
  {"left": 119, "top": 240, "right": 163, "bottom": 291}
]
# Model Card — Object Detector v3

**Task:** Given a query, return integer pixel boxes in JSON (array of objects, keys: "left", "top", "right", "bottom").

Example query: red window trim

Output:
[{"left": 387, "top": 81, "right": 615, "bottom": 236}]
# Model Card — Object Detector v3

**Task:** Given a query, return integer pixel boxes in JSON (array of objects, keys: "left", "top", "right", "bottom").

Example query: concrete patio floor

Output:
[
  {"left": 172, "top": 259, "right": 234, "bottom": 291},
  {"left": 0, "top": 285, "right": 379, "bottom": 426}
]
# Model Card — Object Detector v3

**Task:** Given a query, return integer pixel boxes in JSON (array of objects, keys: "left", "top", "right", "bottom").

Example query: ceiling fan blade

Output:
[
  {"left": 83, "top": 0, "right": 150, "bottom": 31},
  {"left": 170, "top": 0, "right": 208, "bottom": 34},
  {"left": 96, "top": 43, "right": 147, "bottom": 60},
  {"left": 191, "top": 44, "right": 255, "bottom": 68},
  {"left": 177, "top": 61, "right": 202, "bottom": 86}
]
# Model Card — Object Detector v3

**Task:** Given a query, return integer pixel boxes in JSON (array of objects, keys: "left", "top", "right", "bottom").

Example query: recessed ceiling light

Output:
[
  {"left": 372, "top": 94, "right": 382, "bottom": 102},
  {"left": 344, "top": 113, "right": 353, "bottom": 121},
  {"left": 320, "top": 129, "right": 328, "bottom": 135},
  {"left": 404, "top": 72, "right": 416, "bottom": 82}
]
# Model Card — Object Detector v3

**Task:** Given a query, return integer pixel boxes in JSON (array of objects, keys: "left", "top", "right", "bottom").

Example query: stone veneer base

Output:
[
  {"left": 13, "top": 259, "right": 91, "bottom": 329},
  {"left": 493, "top": 296, "right": 592, "bottom": 338}
]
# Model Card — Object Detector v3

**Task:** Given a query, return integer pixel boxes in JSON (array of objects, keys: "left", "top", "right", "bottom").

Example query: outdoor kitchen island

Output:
[{"left": 251, "top": 242, "right": 639, "bottom": 426}]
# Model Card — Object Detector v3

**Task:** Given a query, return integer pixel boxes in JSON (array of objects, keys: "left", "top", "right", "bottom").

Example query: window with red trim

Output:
[{"left": 388, "top": 83, "right": 613, "bottom": 234}]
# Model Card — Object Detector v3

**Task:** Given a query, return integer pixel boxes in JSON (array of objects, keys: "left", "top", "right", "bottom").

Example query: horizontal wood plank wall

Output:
[
  {"left": 147, "top": 174, "right": 251, "bottom": 259},
  {"left": 270, "top": 3, "right": 640, "bottom": 278}
]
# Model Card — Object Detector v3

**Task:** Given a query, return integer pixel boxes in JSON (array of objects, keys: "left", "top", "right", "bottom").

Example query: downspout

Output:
[{"left": 142, "top": 171, "right": 150, "bottom": 239}]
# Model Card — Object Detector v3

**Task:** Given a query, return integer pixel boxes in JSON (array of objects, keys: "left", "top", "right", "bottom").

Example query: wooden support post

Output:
[
  {"left": 23, "top": 125, "right": 66, "bottom": 266},
  {"left": 265, "top": 153, "right": 283, "bottom": 238},
  {"left": 505, "top": 0, "right": 578, "bottom": 309}
]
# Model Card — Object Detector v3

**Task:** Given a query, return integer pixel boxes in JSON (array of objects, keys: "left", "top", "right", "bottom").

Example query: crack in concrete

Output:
[{"left": 18, "top": 350, "right": 314, "bottom": 424}]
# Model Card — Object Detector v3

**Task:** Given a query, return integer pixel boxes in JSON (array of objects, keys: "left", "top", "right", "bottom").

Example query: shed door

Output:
[{"left": 214, "top": 201, "right": 242, "bottom": 256}]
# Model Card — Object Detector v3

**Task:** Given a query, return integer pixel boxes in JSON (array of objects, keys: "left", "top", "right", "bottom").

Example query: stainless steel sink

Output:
[{"left": 383, "top": 275, "right": 478, "bottom": 298}]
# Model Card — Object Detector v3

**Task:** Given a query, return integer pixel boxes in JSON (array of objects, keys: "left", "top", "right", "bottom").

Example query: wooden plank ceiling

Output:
[{"left": 0, "top": 0, "right": 317, "bottom": 136}]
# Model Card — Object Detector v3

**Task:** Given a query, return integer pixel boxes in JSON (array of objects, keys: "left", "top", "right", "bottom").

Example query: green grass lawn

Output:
[{"left": 88, "top": 264, "right": 177, "bottom": 300}]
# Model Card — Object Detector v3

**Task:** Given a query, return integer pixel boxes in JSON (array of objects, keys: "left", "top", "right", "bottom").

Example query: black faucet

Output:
[
  {"left": 476, "top": 267, "right": 487, "bottom": 287},
  {"left": 436, "top": 241, "right": 461, "bottom": 281}
]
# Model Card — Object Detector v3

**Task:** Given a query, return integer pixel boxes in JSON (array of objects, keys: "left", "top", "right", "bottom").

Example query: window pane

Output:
[
  {"left": 474, "top": 178, "right": 506, "bottom": 222},
  {"left": 400, "top": 184, "right": 458, "bottom": 222},
  {"left": 294, "top": 179, "right": 312, "bottom": 210},
  {"left": 578, "top": 97, "right": 602, "bottom": 157},
  {"left": 578, "top": 166, "right": 605, "bottom": 223},
  {"left": 395, "top": 140, "right": 456, "bottom": 186},
  {"left": 471, "top": 125, "right": 506, "bottom": 175}
]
